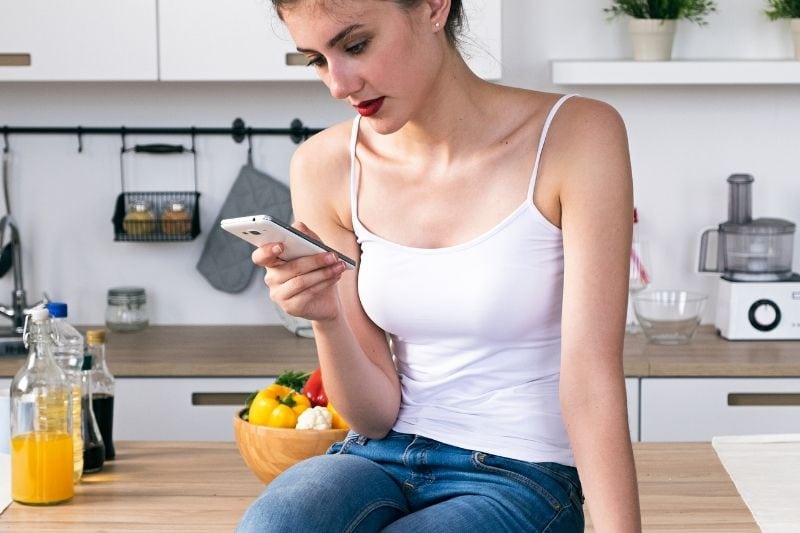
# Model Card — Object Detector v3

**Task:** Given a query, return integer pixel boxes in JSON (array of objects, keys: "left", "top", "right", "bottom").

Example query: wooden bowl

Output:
[{"left": 233, "top": 410, "right": 348, "bottom": 484}]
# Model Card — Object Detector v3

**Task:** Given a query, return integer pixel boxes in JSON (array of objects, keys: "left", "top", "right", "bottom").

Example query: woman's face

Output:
[{"left": 281, "top": 0, "right": 444, "bottom": 133}]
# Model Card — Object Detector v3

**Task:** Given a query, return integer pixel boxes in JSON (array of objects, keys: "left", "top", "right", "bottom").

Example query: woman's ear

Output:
[{"left": 425, "top": 0, "right": 451, "bottom": 31}]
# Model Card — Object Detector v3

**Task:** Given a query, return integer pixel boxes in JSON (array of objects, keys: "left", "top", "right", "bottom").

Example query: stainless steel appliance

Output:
[{"left": 698, "top": 174, "right": 800, "bottom": 340}]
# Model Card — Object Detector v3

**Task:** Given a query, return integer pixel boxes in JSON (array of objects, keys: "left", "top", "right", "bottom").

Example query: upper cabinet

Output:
[
  {"left": 158, "top": 0, "right": 502, "bottom": 81},
  {"left": 0, "top": 0, "right": 501, "bottom": 82},
  {"left": 0, "top": 0, "right": 158, "bottom": 81},
  {"left": 157, "top": 0, "right": 316, "bottom": 82}
]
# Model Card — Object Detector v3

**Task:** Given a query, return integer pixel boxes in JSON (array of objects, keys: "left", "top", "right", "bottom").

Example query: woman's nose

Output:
[{"left": 325, "top": 62, "right": 360, "bottom": 100}]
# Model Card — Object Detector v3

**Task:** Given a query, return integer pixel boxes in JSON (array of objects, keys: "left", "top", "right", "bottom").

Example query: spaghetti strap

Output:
[
  {"left": 526, "top": 94, "right": 577, "bottom": 202},
  {"left": 349, "top": 115, "right": 363, "bottom": 233}
]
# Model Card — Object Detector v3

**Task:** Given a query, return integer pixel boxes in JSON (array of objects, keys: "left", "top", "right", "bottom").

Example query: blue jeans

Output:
[{"left": 236, "top": 431, "right": 584, "bottom": 532}]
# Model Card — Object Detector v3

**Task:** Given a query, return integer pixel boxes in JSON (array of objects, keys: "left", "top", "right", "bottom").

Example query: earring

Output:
[{"left": 434, "top": 22, "right": 440, "bottom": 30}]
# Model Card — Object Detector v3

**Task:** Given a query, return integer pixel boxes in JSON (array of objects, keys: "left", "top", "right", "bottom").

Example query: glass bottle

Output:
[
  {"left": 86, "top": 329, "right": 115, "bottom": 459},
  {"left": 47, "top": 301, "right": 84, "bottom": 483},
  {"left": 80, "top": 354, "right": 105, "bottom": 473},
  {"left": 10, "top": 307, "right": 74, "bottom": 505}
]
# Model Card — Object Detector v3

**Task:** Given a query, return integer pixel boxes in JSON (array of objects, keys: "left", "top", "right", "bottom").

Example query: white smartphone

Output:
[{"left": 220, "top": 214, "right": 356, "bottom": 270}]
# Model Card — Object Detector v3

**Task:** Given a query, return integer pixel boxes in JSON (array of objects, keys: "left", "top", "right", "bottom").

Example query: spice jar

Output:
[
  {"left": 105, "top": 287, "right": 149, "bottom": 332},
  {"left": 122, "top": 202, "right": 156, "bottom": 235},
  {"left": 160, "top": 201, "right": 192, "bottom": 236}
]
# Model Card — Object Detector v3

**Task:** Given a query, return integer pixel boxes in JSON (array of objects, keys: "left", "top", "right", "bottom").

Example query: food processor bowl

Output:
[{"left": 720, "top": 218, "right": 795, "bottom": 281}]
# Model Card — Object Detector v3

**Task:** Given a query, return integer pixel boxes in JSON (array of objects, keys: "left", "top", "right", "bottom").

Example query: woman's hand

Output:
[{"left": 252, "top": 222, "right": 348, "bottom": 322}]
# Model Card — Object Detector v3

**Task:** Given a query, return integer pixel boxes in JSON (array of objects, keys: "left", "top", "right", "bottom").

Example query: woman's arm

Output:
[
  {"left": 554, "top": 98, "right": 641, "bottom": 532},
  {"left": 255, "top": 126, "right": 401, "bottom": 438}
]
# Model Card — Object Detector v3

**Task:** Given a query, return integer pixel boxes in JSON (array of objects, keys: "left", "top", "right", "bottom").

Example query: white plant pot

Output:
[
  {"left": 792, "top": 19, "right": 800, "bottom": 60},
  {"left": 628, "top": 18, "right": 677, "bottom": 61}
]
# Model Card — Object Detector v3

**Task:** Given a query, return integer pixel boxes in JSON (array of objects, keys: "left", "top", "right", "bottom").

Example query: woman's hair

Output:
[{"left": 270, "top": 0, "right": 464, "bottom": 47}]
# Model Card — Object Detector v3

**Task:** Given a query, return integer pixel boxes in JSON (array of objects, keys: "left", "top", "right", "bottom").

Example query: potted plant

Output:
[
  {"left": 605, "top": 0, "right": 718, "bottom": 61},
  {"left": 764, "top": 0, "right": 800, "bottom": 59}
]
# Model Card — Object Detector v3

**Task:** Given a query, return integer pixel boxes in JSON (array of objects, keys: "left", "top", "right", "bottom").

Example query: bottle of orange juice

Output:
[{"left": 10, "top": 307, "right": 74, "bottom": 505}]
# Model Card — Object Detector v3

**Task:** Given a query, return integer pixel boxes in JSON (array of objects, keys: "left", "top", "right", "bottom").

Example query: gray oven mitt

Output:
[{"left": 196, "top": 161, "right": 292, "bottom": 293}]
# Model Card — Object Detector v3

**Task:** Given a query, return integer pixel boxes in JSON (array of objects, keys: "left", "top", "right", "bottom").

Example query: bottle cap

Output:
[
  {"left": 28, "top": 307, "right": 50, "bottom": 322},
  {"left": 46, "top": 301, "right": 68, "bottom": 318},
  {"left": 82, "top": 354, "right": 93, "bottom": 371},
  {"left": 87, "top": 329, "right": 106, "bottom": 344}
]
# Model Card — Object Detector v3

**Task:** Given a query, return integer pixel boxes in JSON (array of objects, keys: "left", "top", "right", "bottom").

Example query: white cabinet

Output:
[
  {"left": 158, "top": 0, "right": 502, "bottom": 81},
  {"left": 0, "top": 0, "right": 158, "bottom": 81},
  {"left": 626, "top": 377, "right": 639, "bottom": 442},
  {"left": 116, "top": 377, "right": 270, "bottom": 441},
  {"left": 640, "top": 377, "right": 800, "bottom": 442}
]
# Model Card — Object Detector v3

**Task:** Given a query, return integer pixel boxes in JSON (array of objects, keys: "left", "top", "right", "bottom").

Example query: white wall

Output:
[{"left": 0, "top": 0, "right": 798, "bottom": 326}]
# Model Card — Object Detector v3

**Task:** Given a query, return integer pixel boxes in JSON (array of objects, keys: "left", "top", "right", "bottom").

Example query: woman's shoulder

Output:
[{"left": 289, "top": 118, "right": 355, "bottom": 192}]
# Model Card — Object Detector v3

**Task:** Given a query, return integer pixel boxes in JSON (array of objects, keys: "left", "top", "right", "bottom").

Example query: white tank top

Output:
[{"left": 350, "top": 94, "right": 575, "bottom": 465}]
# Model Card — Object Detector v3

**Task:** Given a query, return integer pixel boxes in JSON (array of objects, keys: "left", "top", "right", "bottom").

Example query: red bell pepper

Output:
[{"left": 301, "top": 367, "right": 328, "bottom": 407}]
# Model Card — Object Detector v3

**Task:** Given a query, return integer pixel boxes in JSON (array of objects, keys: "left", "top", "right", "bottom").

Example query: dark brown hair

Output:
[{"left": 270, "top": 0, "right": 465, "bottom": 47}]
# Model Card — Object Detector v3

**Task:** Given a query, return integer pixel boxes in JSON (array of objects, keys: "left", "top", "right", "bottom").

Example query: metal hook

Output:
[
  {"left": 2, "top": 128, "right": 8, "bottom": 154},
  {"left": 77, "top": 126, "right": 84, "bottom": 153},
  {"left": 190, "top": 127, "right": 197, "bottom": 153},
  {"left": 247, "top": 131, "right": 253, "bottom": 156}
]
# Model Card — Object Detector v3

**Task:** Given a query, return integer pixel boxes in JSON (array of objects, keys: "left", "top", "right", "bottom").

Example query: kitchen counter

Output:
[
  {"left": 0, "top": 324, "right": 797, "bottom": 378},
  {"left": 0, "top": 441, "right": 757, "bottom": 532}
]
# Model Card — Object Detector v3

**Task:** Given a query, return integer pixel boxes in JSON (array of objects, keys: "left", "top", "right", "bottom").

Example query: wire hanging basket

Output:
[{"left": 112, "top": 140, "right": 201, "bottom": 242}]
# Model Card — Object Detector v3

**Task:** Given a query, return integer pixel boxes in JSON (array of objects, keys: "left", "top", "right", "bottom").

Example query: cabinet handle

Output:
[
  {"left": 0, "top": 53, "right": 31, "bottom": 67},
  {"left": 191, "top": 392, "right": 251, "bottom": 406},
  {"left": 728, "top": 393, "right": 800, "bottom": 406},
  {"left": 285, "top": 52, "right": 307, "bottom": 66}
]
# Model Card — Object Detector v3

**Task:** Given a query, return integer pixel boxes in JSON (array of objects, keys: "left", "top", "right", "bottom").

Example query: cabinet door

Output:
[
  {"left": 641, "top": 378, "right": 800, "bottom": 442},
  {"left": 116, "top": 377, "right": 271, "bottom": 441},
  {"left": 158, "top": 0, "right": 501, "bottom": 81},
  {"left": 0, "top": 0, "right": 158, "bottom": 81}
]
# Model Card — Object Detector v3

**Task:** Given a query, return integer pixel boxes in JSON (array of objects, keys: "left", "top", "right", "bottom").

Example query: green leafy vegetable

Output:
[{"left": 274, "top": 370, "right": 312, "bottom": 392}]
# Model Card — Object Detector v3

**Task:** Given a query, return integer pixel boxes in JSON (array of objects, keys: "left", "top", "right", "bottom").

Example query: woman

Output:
[{"left": 238, "top": 0, "right": 641, "bottom": 531}]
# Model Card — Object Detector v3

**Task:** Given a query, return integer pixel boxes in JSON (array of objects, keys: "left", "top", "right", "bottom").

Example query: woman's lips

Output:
[{"left": 356, "top": 97, "right": 385, "bottom": 117}]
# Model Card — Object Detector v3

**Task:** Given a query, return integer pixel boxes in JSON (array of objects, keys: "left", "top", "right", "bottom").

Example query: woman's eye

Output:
[
  {"left": 346, "top": 40, "right": 368, "bottom": 55},
  {"left": 306, "top": 56, "right": 325, "bottom": 68}
]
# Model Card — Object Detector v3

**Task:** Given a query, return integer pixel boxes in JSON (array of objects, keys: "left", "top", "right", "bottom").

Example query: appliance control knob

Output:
[{"left": 748, "top": 299, "right": 781, "bottom": 332}]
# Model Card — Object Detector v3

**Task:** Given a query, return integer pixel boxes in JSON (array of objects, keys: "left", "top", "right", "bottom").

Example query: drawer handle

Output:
[
  {"left": 0, "top": 53, "right": 31, "bottom": 67},
  {"left": 191, "top": 392, "right": 252, "bottom": 406},
  {"left": 285, "top": 52, "right": 307, "bottom": 66},
  {"left": 728, "top": 393, "right": 800, "bottom": 406}
]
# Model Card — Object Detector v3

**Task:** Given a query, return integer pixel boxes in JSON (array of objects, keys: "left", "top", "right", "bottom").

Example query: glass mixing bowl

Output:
[{"left": 633, "top": 290, "right": 707, "bottom": 345}]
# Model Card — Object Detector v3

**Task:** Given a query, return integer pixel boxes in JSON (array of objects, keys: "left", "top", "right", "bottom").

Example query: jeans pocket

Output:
[
  {"left": 472, "top": 452, "right": 563, "bottom": 512},
  {"left": 531, "top": 462, "right": 585, "bottom": 509}
]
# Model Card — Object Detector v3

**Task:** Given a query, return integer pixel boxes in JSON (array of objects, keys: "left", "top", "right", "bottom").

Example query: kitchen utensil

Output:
[
  {"left": 233, "top": 409, "right": 347, "bottom": 484},
  {"left": 633, "top": 290, "right": 707, "bottom": 345},
  {"left": 698, "top": 174, "right": 795, "bottom": 281},
  {"left": 0, "top": 216, "right": 13, "bottom": 278}
]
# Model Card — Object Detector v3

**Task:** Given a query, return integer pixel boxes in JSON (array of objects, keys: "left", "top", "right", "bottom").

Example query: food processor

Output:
[{"left": 698, "top": 174, "right": 800, "bottom": 340}]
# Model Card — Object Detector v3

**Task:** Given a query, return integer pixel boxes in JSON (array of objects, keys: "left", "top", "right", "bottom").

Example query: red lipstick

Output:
[{"left": 356, "top": 97, "right": 384, "bottom": 117}]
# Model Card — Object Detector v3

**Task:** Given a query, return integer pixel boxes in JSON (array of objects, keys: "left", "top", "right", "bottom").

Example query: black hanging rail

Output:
[{"left": 1, "top": 117, "right": 322, "bottom": 152}]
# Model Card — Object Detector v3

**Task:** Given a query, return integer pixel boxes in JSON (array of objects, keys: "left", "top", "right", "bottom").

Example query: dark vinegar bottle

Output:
[
  {"left": 81, "top": 354, "right": 105, "bottom": 473},
  {"left": 86, "top": 329, "right": 115, "bottom": 460}
]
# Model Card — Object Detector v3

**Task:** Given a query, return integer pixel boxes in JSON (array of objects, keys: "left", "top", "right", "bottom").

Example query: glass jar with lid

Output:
[
  {"left": 122, "top": 201, "right": 156, "bottom": 236},
  {"left": 160, "top": 201, "right": 192, "bottom": 236},
  {"left": 105, "top": 286, "right": 149, "bottom": 332}
]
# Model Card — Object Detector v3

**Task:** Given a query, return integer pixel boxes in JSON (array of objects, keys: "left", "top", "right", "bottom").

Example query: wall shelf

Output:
[{"left": 551, "top": 60, "right": 800, "bottom": 86}]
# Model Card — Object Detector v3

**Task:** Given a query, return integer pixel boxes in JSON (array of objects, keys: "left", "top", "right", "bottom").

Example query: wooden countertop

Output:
[
  {"left": 0, "top": 324, "right": 798, "bottom": 378},
  {"left": 0, "top": 441, "right": 757, "bottom": 532}
]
